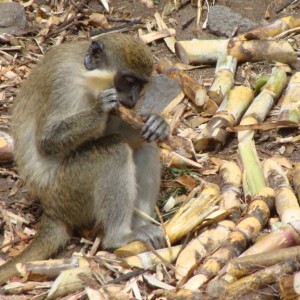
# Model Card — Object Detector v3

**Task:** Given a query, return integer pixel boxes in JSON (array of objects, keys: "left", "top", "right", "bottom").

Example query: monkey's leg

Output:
[
  {"left": 132, "top": 142, "right": 161, "bottom": 228},
  {"left": 0, "top": 216, "right": 70, "bottom": 285},
  {"left": 126, "top": 142, "right": 165, "bottom": 249},
  {"left": 95, "top": 139, "right": 163, "bottom": 249}
]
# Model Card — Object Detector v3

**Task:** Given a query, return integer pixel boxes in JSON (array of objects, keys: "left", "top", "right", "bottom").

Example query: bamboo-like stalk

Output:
[
  {"left": 237, "top": 68, "right": 287, "bottom": 196},
  {"left": 208, "top": 55, "right": 237, "bottom": 105},
  {"left": 122, "top": 245, "right": 182, "bottom": 268},
  {"left": 239, "top": 140, "right": 267, "bottom": 196},
  {"left": 116, "top": 103, "right": 180, "bottom": 152},
  {"left": 219, "top": 161, "right": 242, "bottom": 210},
  {"left": 278, "top": 72, "right": 300, "bottom": 123},
  {"left": 15, "top": 256, "right": 89, "bottom": 279},
  {"left": 190, "top": 187, "right": 275, "bottom": 289},
  {"left": 114, "top": 183, "right": 220, "bottom": 257},
  {"left": 175, "top": 39, "right": 296, "bottom": 65},
  {"left": 240, "top": 223, "right": 300, "bottom": 257},
  {"left": 175, "top": 220, "right": 236, "bottom": 279},
  {"left": 156, "top": 57, "right": 208, "bottom": 108},
  {"left": 226, "top": 243, "right": 300, "bottom": 278},
  {"left": 194, "top": 86, "right": 253, "bottom": 152},
  {"left": 263, "top": 158, "right": 300, "bottom": 232},
  {"left": 238, "top": 67, "right": 287, "bottom": 142},
  {"left": 240, "top": 15, "right": 300, "bottom": 40},
  {"left": 221, "top": 255, "right": 300, "bottom": 298}
]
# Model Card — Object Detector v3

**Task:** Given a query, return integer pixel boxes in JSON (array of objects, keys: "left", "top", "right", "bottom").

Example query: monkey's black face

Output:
[{"left": 114, "top": 69, "right": 148, "bottom": 108}]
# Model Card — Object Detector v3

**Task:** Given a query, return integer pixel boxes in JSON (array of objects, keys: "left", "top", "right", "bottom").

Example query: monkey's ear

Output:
[{"left": 84, "top": 40, "right": 105, "bottom": 70}]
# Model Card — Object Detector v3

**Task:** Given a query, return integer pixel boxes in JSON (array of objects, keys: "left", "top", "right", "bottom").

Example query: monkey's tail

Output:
[{"left": 0, "top": 215, "right": 70, "bottom": 285}]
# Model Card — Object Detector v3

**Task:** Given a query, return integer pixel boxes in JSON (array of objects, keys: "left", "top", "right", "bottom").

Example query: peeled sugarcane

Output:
[
  {"left": 175, "top": 220, "right": 236, "bottom": 280},
  {"left": 219, "top": 160, "right": 242, "bottom": 210},
  {"left": 240, "top": 222, "right": 300, "bottom": 257},
  {"left": 263, "top": 158, "right": 300, "bottom": 233},
  {"left": 210, "top": 255, "right": 300, "bottom": 299},
  {"left": 278, "top": 72, "right": 300, "bottom": 123},
  {"left": 193, "top": 86, "right": 253, "bottom": 152},
  {"left": 175, "top": 39, "right": 296, "bottom": 65},
  {"left": 156, "top": 57, "right": 209, "bottom": 109},
  {"left": 238, "top": 67, "right": 287, "bottom": 141},
  {"left": 175, "top": 161, "right": 241, "bottom": 281},
  {"left": 208, "top": 55, "right": 237, "bottom": 106},
  {"left": 114, "top": 183, "right": 221, "bottom": 257},
  {"left": 226, "top": 245, "right": 300, "bottom": 279},
  {"left": 183, "top": 187, "right": 275, "bottom": 290},
  {"left": 240, "top": 15, "right": 300, "bottom": 40},
  {"left": 237, "top": 67, "right": 287, "bottom": 196},
  {"left": 123, "top": 245, "right": 182, "bottom": 269}
]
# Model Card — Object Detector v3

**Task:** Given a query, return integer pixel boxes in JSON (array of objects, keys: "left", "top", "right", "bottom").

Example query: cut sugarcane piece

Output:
[{"left": 175, "top": 39, "right": 296, "bottom": 65}]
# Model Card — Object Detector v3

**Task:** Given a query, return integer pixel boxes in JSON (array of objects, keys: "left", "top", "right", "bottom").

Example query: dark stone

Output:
[
  {"left": 138, "top": 74, "right": 182, "bottom": 115},
  {"left": 207, "top": 5, "right": 258, "bottom": 37},
  {"left": 0, "top": 2, "right": 26, "bottom": 35}
]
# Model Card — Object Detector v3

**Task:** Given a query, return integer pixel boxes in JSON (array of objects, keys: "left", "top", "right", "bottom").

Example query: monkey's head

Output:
[{"left": 84, "top": 33, "right": 154, "bottom": 108}]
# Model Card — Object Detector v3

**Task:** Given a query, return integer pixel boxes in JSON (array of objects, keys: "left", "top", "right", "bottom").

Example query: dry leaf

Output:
[
  {"left": 272, "top": 155, "right": 293, "bottom": 169},
  {"left": 176, "top": 175, "right": 197, "bottom": 190},
  {"left": 89, "top": 13, "right": 109, "bottom": 28}
]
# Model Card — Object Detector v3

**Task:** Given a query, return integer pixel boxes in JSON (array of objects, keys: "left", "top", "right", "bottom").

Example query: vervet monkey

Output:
[{"left": 0, "top": 33, "right": 169, "bottom": 284}]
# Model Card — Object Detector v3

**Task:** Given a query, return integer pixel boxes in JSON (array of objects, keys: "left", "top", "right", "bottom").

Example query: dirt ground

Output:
[{"left": 1, "top": 0, "right": 300, "bottom": 297}]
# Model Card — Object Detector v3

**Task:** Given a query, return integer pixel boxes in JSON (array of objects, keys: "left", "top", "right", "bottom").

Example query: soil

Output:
[{"left": 1, "top": 0, "right": 300, "bottom": 295}]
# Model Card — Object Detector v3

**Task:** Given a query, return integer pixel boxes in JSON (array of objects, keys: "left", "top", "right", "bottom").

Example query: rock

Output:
[
  {"left": 138, "top": 74, "right": 182, "bottom": 114},
  {"left": 0, "top": 2, "right": 26, "bottom": 35},
  {"left": 207, "top": 5, "right": 258, "bottom": 37}
]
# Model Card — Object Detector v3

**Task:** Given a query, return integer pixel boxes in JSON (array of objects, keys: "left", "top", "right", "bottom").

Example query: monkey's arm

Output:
[{"left": 36, "top": 89, "right": 117, "bottom": 156}]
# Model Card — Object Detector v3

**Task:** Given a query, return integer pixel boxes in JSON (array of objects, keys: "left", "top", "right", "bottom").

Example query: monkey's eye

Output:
[{"left": 124, "top": 76, "right": 135, "bottom": 84}]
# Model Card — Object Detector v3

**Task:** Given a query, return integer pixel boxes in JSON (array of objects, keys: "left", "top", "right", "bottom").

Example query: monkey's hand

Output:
[
  {"left": 142, "top": 115, "right": 169, "bottom": 143},
  {"left": 132, "top": 224, "right": 166, "bottom": 249},
  {"left": 98, "top": 88, "right": 118, "bottom": 113}
]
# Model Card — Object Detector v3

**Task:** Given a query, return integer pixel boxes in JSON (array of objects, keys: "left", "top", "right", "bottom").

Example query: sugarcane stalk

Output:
[
  {"left": 114, "top": 183, "right": 220, "bottom": 257},
  {"left": 194, "top": 86, "right": 253, "bottom": 152},
  {"left": 222, "top": 255, "right": 300, "bottom": 298},
  {"left": 208, "top": 55, "right": 237, "bottom": 105},
  {"left": 237, "top": 68, "right": 287, "bottom": 196},
  {"left": 219, "top": 161, "right": 242, "bottom": 210},
  {"left": 263, "top": 158, "right": 300, "bottom": 233},
  {"left": 278, "top": 72, "right": 300, "bottom": 123},
  {"left": 241, "top": 15, "right": 300, "bottom": 40},
  {"left": 238, "top": 67, "right": 287, "bottom": 142},
  {"left": 175, "top": 220, "right": 236, "bottom": 279},
  {"left": 175, "top": 39, "right": 296, "bottom": 65},
  {"left": 116, "top": 103, "right": 176, "bottom": 151},
  {"left": 156, "top": 57, "right": 208, "bottom": 108},
  {"left": 226, "top": 243, "right": 300, "bottom": 278},
  {"left": 190, "top": 187, "right": 275, "bottom": 289},
  {"left": 238, "top": 140, "right": 267, "bottom": 196}
]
